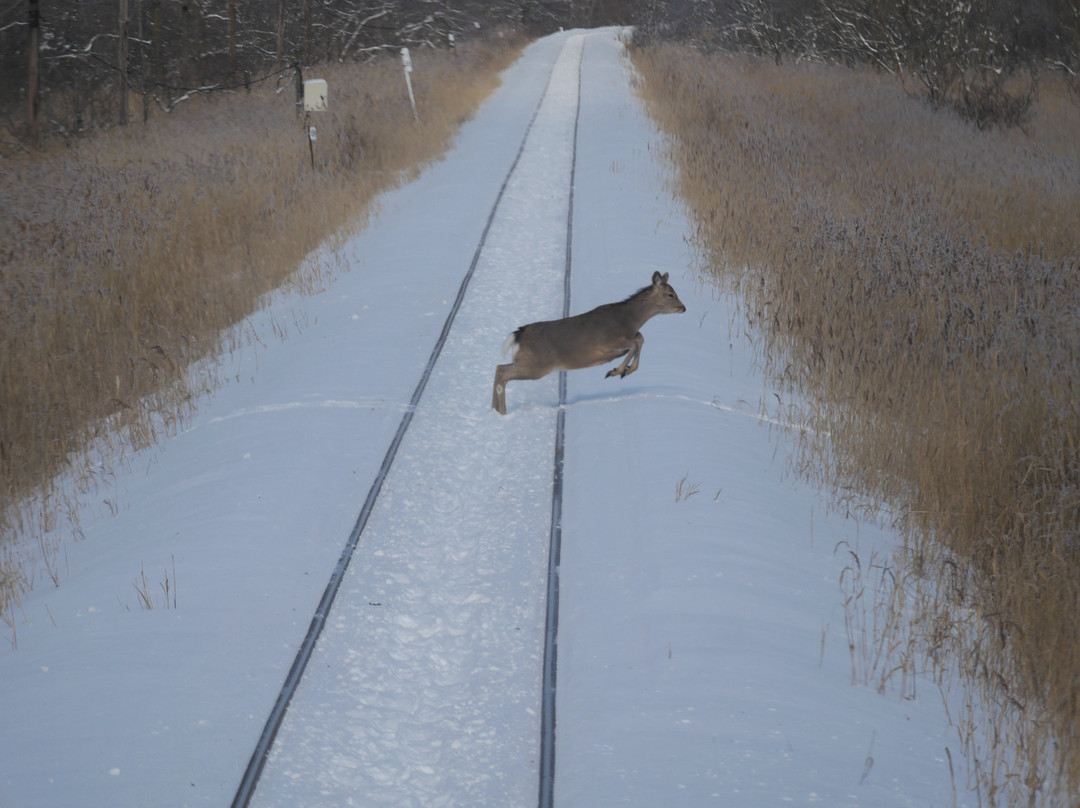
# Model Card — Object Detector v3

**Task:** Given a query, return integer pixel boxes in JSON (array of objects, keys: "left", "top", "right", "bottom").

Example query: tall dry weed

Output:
[
  {"left": 634, "top": 45, "right": 1080, "bottom": 805},
  {"left": 0, "top": 31, "right": 526, "bottom": 617}
]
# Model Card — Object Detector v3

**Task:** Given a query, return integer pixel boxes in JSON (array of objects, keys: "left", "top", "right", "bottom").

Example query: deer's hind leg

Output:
[
  {"left": 605, "top": 333, "right": 644, "bottom": 379},
  {"left": 493, "top": 358, "right": 552, "bottom": 415},
  {"left": 493, "top": 363, "right": 514, "bottom": 415}
]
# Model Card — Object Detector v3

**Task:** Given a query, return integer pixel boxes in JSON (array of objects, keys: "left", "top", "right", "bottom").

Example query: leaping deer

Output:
[{"left": 492, "top": 271, "right": 686, "bottom": 414}]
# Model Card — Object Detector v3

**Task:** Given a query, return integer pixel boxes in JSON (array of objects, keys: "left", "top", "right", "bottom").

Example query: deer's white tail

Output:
[{"left": 501, "top": 331, "right": 519, "bottom": 358}]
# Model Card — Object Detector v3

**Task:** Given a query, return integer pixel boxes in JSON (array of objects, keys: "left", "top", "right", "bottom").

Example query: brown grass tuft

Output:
[
  {"left": 634, "top": 44, "right": 1080, "bottom": 805},
  {"left": 0, "top": 30, "right": 527, "bottom": 617}
]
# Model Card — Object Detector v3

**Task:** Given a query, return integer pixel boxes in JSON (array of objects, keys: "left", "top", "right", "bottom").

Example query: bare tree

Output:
[
  {"left": 0, "top": 0, "right": 570, "bottom": 148},
  {"left": 27, "top": 0, "right": 41, "bottom": 145},
  {"left": 642, "top": 0, "right": 1075, "bottom": 127},
  {"left": 118, "top": 0, "right": 130, "bottom": 125}
]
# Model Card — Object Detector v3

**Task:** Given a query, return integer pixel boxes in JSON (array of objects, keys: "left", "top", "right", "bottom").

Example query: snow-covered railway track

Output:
[
  {"left": 539, "top": 36, "right": 581, "bottom": 808},
  {"left": 234, "top": 33, "right": 587, "bottom": 808},
  {"left": 1, "top": 28, "right": 977, "bottom": 808}
]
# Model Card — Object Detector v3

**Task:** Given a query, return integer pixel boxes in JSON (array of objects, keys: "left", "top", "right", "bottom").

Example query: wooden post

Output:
[
  {"left": 401, "top": 48, "right": 418, "bottom": 123},
  {"left": 302, "top": 79, "right": 326, "bottom": 170},
  {"left": 306, "top": 112, "right": 315, "bottom": 169},
  {"left": 27, "top": 0, "right": 40, "bottom": 146}
]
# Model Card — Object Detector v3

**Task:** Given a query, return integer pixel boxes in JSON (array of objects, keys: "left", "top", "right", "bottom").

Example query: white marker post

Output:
[
  {"left": 401, "top": 47, "right": 418, "bottom": 123},
  {"left": 303, "top": 78, "right": 328, "bottom": 169}
]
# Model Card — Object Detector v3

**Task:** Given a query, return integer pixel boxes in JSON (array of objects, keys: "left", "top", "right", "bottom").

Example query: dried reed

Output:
[
  {"left": 634, "top": 44, "right": 1080, "bottom": 805},
  {"left": 0, "top": 31, "right": 526, "bottom": 616}
]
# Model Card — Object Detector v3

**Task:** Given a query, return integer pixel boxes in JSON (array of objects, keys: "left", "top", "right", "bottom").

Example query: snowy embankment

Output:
[{"left": 1, "top": 27, "right": 973, "bottom": 808}]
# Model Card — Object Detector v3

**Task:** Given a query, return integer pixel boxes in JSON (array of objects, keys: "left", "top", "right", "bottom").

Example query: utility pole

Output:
[{"left": 27, "top": 0, "right": 40, "bottom": 146}]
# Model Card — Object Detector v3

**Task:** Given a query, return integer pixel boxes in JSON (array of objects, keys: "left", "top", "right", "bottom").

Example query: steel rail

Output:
[
  {"left": 538, "top": 32, "right": 584, "bottom": 808},
  {"left": 230, "top": 39, "right": 573, "bottom": 808}
]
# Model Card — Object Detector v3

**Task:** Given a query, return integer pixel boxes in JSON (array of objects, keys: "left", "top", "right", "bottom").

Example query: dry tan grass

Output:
[
  {"left": 0, "top": 31, "right": 526, "bottom": 618},
  {"left": 634, "top": 44, "right": 1080, "bottom": 805}
]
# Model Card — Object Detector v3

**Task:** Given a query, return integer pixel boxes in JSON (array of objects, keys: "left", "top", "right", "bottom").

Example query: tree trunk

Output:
[
  {"left": 228, "top": 0, "right": 237, "bottom": 75},
  {"left": 137, "top": 0, "right": 150, "bottom": 122},
  {"left": 301, "top": 0, "right": 311, "bottom": 66},
  {"left": 27, "top": 0, "right": 40, "bottom": 146},
  {"left": 118, "top": 0, "right": 130, "bottom": 126},
  {"left": 152, "top": 0, "right": 164, "bottom": 98},
  {"left": 276, "top": 0, "right": 286, "bottom": 69}
]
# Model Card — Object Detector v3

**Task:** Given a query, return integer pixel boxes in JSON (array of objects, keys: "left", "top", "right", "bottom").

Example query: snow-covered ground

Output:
[{"left": 1, "top": 28, "right": 974, "bottom": 808}]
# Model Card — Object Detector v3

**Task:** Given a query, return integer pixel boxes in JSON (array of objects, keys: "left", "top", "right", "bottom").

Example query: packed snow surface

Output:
[{"left": 1, "top": 27, "right": 975, "bottom": 808}]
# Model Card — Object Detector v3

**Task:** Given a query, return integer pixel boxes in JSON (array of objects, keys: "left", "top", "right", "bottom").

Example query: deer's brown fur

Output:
[{"left": 492, "top": 271, "right": 686, "bottom": 414}]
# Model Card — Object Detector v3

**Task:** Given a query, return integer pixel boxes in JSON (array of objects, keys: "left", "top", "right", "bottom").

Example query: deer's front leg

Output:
[{"left": 605, "top": 333, "right": 644, "bottom": 378}]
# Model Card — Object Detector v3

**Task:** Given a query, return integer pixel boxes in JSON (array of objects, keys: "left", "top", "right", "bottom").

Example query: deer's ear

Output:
[
  {"left": 652, "top": 271, "right": 663, "bottom": 285},
  {"left": 661, "top": 272, "right": 670, "bottom": 283}
]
